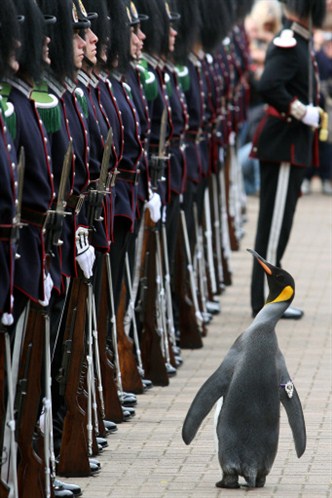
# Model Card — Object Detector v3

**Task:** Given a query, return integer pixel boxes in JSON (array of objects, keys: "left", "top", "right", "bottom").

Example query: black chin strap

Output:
[{"left": 83, "top": 55, "right": 94, "bottom": 68}]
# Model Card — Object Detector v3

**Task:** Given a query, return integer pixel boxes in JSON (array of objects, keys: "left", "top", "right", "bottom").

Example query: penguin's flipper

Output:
[
  {"left": 182, "top": 362, "right": 231, "bottom": 445},
  {"left": 277, "top": 350, "right": 306, "bottom": 457},
  {"left": 279, "top": 385, "right": 306, "bottom": 457}
]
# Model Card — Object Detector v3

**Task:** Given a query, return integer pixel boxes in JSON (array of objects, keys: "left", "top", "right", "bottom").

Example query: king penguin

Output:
[{"left": 182, "top": 249, "right": 306, "bottom": 489}]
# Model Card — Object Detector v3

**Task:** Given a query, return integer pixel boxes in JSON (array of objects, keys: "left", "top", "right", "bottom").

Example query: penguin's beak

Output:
[{"left": 247, "top": 249, "right": 272, "bottom": 275}]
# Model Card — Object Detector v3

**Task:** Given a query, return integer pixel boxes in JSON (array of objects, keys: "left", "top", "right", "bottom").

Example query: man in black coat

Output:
[{"left": 250, "top": 0, "right": 326, "bottom": 318}]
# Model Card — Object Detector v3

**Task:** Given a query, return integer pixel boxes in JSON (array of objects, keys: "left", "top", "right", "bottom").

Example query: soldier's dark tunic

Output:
[
  {"left": 108, "top": 72, "right": 143, "bottom": 310},
  {"left": 126, "top": 62, "right": 151, "bottom": 215},
  {"left": 142, "top": 53, "right": 172, "bottom": 205},
  {"left": 61, "top": 78, "right": 90, "bottom": 278},
  {"left": 77, "top": 70, "right": 110, "bottom": 252},
  {"left": 6, "top": 78, "right": 54, "bottom": 305},
  {"left": 250, "top": 21, "right": 319, "bottom": 314},
  {"left": 0, "top": 104, "right": 17, "bottom": 315}
]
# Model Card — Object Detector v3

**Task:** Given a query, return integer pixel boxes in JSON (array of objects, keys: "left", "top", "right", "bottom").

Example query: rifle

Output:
[
  {"left": 91, "top": 291, "right": 107, "bottom": 434},
  {"left": 0, "top": 334, "right": 10, "bottom": 498},
  {"left": 44, "top": 140, "right": 73, "bottom": 255},
  {"left": 42, "top": 312, "right": 56, "bottom": 498},
  {"left": 1, "top": 304, "right": 29, "bottom": 497},
  {"left": 87, "top": 127, "right": 114, "bottom": 227},
  {"left": 223, "top": 144, "right": 239, "bottom": 252},
  {"left": 193, "top": 201, "right": 210, "bottom": 333},
  {"left": 112, "top": 264, "right": 144, "bottom": 395},
  {"left": 218, "top": 160, "right": 233, "bottom": 285},
  {"left": 160, "top": 222, "right": 179, "bottom": 365},
  {"left": 85, "top": 284, "right": 105, "bottom": 456},
  {"left": 139, "top": 209, "right": 169, "bottom": 386},
  {"left": 16, "top": 304, "right": 46, "bottom": 498},
  {"left": 174, "top": 205, "right": 204, "bottom": 350},
  {"left": 124, "top": 252, "right": 145, "bottom": 379},
  {"left": 210, "top": 173, "right": 224, "bottom": 294},
  {"left": 96, "top": 255, "right": 124, "bottom": 423},
  {"left": 56, "top": 275, "right": 91, "bottom": 477},
  {"left": 154, "top": 226, "right": 176, "bottom": 375}
]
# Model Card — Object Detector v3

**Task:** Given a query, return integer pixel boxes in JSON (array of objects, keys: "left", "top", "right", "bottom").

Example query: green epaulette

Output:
[
  {"left": 137, "top": 62, "right": 158, "bottom": 101},
  {"left": 31, "top": 82, "right": 61, "bottom": 134},
  {"left": 0, "top": 82, "right": 17, "bottom": 139},
  {"left": 175, "top": 65, "right": 190, "bottom": 93},
  {"left": 74, "top": 87, "right": 89, "bottom": 119}
]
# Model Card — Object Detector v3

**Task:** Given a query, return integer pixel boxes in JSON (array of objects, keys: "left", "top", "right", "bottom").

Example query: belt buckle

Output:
[
  {"left": 75, "top": 194, "right": 85, "bottom": 214},
  {"left": 196, "top": 129, "right": 202, "bottom": 144}
]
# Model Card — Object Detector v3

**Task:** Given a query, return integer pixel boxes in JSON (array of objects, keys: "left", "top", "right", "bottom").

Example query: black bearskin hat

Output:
[
  {"left": 234, "top": 0, "right": 255, "bottom": 22},
  {"left": 198, "top": 0, "right": 233, "bottom": 53},
  {"left": 0, "top": 0, "right": 20, "bottom": 79},
  {"left": 172, "top": 0, "right": 202, "bottom": 64},
  {"left": 13, "top": 0, "right": 45, "bottom": 83},
  {"left": 284, "top": 0, "right": 326, "bottom": 27},
  {"left": 134, "top": 0, "right": 167, "bottom": 56},
  {"left": 105, "top": 0, "right": 130, "bottom": 73},
  {"left": 37, "top": 0, "right": 76, "bottom": 82},
  {"left": 124, "top": 0, "right": 149, "bottom": 26},
  {"left": 83, "top": 0, "right": 111, "bottom": 61},
  {"left": 72, "top": 0, "right": 92, "bottom": 29}
]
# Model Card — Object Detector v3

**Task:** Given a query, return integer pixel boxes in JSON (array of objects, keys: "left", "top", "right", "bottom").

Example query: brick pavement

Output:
[{"left": 62, "top": 178, "right": 331, "bottom": 498}]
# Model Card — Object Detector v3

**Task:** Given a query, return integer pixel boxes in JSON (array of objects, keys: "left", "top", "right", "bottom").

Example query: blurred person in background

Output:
[
  {"left": 239, "top": 0, "right": 282, "bottom": 195},
  {"left": 302, "top": 0, "right": 332, "bottom": 195}
]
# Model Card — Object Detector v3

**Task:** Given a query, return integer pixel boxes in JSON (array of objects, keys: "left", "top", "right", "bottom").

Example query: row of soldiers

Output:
[{"left": 0, "top": 0, "right": 254, "bottom": 496}]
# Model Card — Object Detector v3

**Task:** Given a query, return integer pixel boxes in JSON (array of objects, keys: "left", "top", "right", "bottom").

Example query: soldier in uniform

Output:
[
  {"left": 0, "top": 0, "right": 20, "bottom": 328},
  {"left": 0, "top": 3, "right": 20, "bottom": 493},
  {"left": 250, "top": 0, "right": 326, "bottom": 318}
]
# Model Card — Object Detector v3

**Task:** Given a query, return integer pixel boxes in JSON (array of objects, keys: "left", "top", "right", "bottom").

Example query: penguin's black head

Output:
[{"left": 248, "top": 249, "right": 295, "bottom": 306}]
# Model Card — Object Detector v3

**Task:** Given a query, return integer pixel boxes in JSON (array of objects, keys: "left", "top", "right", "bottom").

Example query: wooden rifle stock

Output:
[
  {"left": 140, "top": 209, "right": 169, "bottom": 386},
  {"left": 96, "top": 257, "right": 123, "bottom": 423},
  {"left": 224, "top": 146, "right": 239, "bottom": 252},
  {"left": 57, "top": 276, "right": 91, "bottom": 477},
  {"left": 0, "top": 334, "right": 10, "bottom": 498},
  {"left": 174, "top": 215, "right": 203, "bottom": 349},
  {"left": 16, "top": 304, "right": 46, "bottom": 498},
  {"left": 116, "top": 280, "right": 144, "bottom": 394}
]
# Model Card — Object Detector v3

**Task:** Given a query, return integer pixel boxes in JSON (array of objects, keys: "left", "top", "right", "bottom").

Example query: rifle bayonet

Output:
[
  {"left": 44, "top": 140, "right": 73, "bottom": 252},
  {"left": 87, "top": 126, "right": 114, "bottom": 225},
  {"left": 97, "top": 126, "right": 114, "bottom": 193},
  {"left": 150, "top": 108, "right": 169, "bottom": 190},
  {"left": 56, "top": 139, "right": 73, "bottom": 214}
]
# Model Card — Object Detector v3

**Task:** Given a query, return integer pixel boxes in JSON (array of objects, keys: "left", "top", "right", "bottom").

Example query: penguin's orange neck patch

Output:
[{"left": 271, "top": 285, "right": 294, "bottom": 304}]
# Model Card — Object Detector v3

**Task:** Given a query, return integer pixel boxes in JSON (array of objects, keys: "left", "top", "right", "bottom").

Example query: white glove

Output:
[
  {"left": 146, "top": 192, "right": 162, "bottom": 223},
  {"left": 161, "top": 205, "right": 167, "bottom": 224},
  {"left": 39, "top": 271, "right": 54, "bottom": 307},
  {"left": 1, "top": 294, "right": 14, "bottom": 326},
  {"left": 301, "top": 104, "right": 320, "bottom": 128},
  {"left": 228, "top": 131, "right": 236, "bottom": 146},
  {"left": 1, "top": 313, "right": 14, "bottom": 326},
  {"left": 75, "top": 227, "right": 95, "bottom": 279}
]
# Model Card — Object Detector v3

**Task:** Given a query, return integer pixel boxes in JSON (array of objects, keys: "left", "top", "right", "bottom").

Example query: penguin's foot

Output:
[
  {"left": 255, "top": 476, "right": 266, "bottom": 488},
  {"left": 215, "top": 475, "right": 240, "bottom": 489}
]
